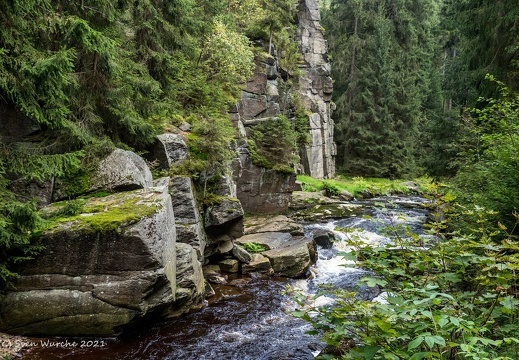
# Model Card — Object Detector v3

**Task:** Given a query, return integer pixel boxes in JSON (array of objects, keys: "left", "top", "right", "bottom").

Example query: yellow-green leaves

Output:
[{"left": 203, "top": 19, "right": 254, "bottom": 84}]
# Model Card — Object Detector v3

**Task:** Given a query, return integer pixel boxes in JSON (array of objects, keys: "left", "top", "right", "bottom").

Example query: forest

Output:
[
  {"left": 1, "top": 0, "right": 519, "bottom": 358},
  {"left": 294, "top": 1, "right": 519, "bottom": 358}
]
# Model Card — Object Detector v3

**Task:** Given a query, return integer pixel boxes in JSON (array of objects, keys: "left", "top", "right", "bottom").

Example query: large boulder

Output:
[
  {"left": 0, "top": 184, "right": 177, "bottom": 336},
  {"left": 150, "top": 133, "right": 189, "bottom": 170},
  {"left": 263, "top": 237, "right": 317, "bottom": 277},
  {"left": 235, "top": 232, "right": 317, "bottom": 278},
  {"left": 90, "top": 149, "right": 153, "bottom": 192}
]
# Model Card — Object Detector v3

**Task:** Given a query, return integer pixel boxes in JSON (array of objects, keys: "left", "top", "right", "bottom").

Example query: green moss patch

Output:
[{"left": 48, "top": 190, "right": 164, "bottom": 232}]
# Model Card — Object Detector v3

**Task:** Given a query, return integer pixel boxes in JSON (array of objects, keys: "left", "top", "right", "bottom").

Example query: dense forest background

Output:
[{"left": 322, "top": 0, "right": 519, "bottom": 228}]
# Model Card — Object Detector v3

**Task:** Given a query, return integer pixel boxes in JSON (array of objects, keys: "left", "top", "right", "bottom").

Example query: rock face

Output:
[
  {"left": 8, "top": 178, "right": 54, "bottom": 208},
  {"left": 231, "top": 0, "right": 335, "bottom": 214},
  {"left": 0, "top": 185, "right": 177, "bottom": 336},
  {"left": 232, "top": 48, "right": 297, "bottom": 215},
  {"left": 170, "top": 243, "right": 206, "bottom": 317},
  {"left": 234, "top": 148, "right": 296, "bottom": 214},
  {"left": 150, "top": 133, "right": 189, "bottom": 170},
  {"left": 297, "top": 0, "right": 336, "bottom": 179},
  {"left": 170, "top": 176, "right": 206, "bottom": 259},
  {"left": 90, "top": 149, "right": 153, "bottom": 192}
]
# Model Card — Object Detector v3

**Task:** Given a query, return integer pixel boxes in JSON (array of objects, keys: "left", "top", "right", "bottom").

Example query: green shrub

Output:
[
  {"left": 241, "top": 242, "right": 268, "bottom": 253},
  {"left": 248, "top": 116, "right": 298, "bottom": 173},
  {"left": 321, "top": 180, "right": 341, "bottom": 197},
  {"left": 293, "top": 196, "right": 519, "bottom": 359}
]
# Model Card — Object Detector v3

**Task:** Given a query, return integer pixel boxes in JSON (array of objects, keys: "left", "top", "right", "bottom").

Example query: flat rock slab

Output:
[
  {"left": 244, "top": 215, "right": 304, "bottom": 235},
  {"left": 236, "top": 232, "right": 293, "bottom": 250}
]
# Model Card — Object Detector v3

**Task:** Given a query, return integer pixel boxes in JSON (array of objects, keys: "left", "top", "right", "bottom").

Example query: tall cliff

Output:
[
  {"left": 297, "top": 0, "right": 336, "bottom": 179},
  {"left": 233, "top": 0, "right": 335, "bottom": 214}
]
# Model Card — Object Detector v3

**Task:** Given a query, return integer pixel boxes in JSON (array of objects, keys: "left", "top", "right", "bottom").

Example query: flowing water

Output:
[{"left": 23, "top": 196, "right": 429, "bottom": 360}]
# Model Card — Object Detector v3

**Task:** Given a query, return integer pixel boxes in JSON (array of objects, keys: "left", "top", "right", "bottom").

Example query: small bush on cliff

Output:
[{"left": 248, "top": 115, "right": 299, "bottom": 174}]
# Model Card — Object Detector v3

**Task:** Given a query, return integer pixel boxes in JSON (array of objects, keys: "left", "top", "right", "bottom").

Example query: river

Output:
[{"left": 23, "top": 196, "right": 429, "bottom": 360}]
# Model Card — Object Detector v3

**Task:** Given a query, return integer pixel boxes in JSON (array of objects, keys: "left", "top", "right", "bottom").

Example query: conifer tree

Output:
[{"left": 325, "top": 0, "right": 439, "bottom": 178}]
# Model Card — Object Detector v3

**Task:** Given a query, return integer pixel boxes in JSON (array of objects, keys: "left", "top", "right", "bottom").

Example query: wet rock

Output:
[
  {"left": 204, "top": 281, "right": 216, "bottom": 298},
  {"left": 242, "top": 254, "right": 274, "bottom": 275},
  {"left": 219, "top": 259, "right": 240, "bottom": 273},
  {"left": 313, "top": 230, "right": 335, "bottom": 249},
  {"left": 232, "top": 244, "right": 252, "bottom": 264},
  {"left": 206, "top": 274, "right": 228, "bottom": 285},
  {"left": 262, "top": 237, "right": 317, "bottom": 278},
  {"left": 90, "top": 149, "right": 153, "bottom": 192}
]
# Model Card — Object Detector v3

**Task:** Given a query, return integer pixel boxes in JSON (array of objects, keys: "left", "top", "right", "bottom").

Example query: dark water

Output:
[{"left": 23, "top": 196, "right": 429, "bottom": 360}]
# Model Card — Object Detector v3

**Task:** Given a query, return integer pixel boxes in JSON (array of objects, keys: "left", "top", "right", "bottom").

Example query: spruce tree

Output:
[{"left": 325, "top": 0, "right": 439, "bottom": 178}]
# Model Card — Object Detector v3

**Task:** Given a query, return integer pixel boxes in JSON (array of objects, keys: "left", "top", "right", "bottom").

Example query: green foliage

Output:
[
  {"left": 248, "top": 116, "right": 299, "bottom": 174},
  {"left": 241, "top": 242, "right": 268, "bottom": 253},
  {"left": 0, "top": 188, "right": 44, "bottom": 290},
  {"left": 293, "top": 193, "right": 519, "bottom": 359},
  {"left": 49, "top": 191, "right": 163, "bottom": 232},
  {"left": 452, "top": 77, "right": 519, "bottom": 233},
  {"left": 326, "top": 0, "right": 438, "bottom": 178},
  {"left": 296, "top": 175, "right": 424, "bottom": 198},
  {"left": 43, "top": 199, "right": 87, "bottom": 219},
  {"left": 321, "top": 181, "right": 341, "bottom": 197}
]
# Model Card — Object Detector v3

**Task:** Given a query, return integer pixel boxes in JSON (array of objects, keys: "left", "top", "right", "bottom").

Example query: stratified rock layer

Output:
[{"left": 0, "top": 185, "right": 177, "bottom": 336}]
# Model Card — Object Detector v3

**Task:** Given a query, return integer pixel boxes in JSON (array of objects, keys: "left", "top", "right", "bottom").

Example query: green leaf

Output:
[
  {"left": 409, "top": 353, "right": 435, "bottom": 360},
  {"left": 500, "top": 296, "right": 519, "bottom": 310},
  {"left": 408, "top": 336, "right": 424, "bottom": 350},
  {"left": 431, "top": 335, "right": 445, "bottom": 346},
  {"left": 360, "top": 346, "right": 381, "bottom": 359},
  {"left": 362, "top": 277, "right": 388, "bottom": 287},
  {"left": 424, "top": 335, "right": 435, "bottom": 348}
]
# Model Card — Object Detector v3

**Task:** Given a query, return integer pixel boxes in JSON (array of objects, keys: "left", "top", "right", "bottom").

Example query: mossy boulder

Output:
[{"left": 0, "top": 184, "right": 177, "bottom": 336}]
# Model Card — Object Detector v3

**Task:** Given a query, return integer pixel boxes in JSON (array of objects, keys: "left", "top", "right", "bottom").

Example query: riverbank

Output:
[{"left": 296, "top": 175, "right": 428, "bottom": 199}]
